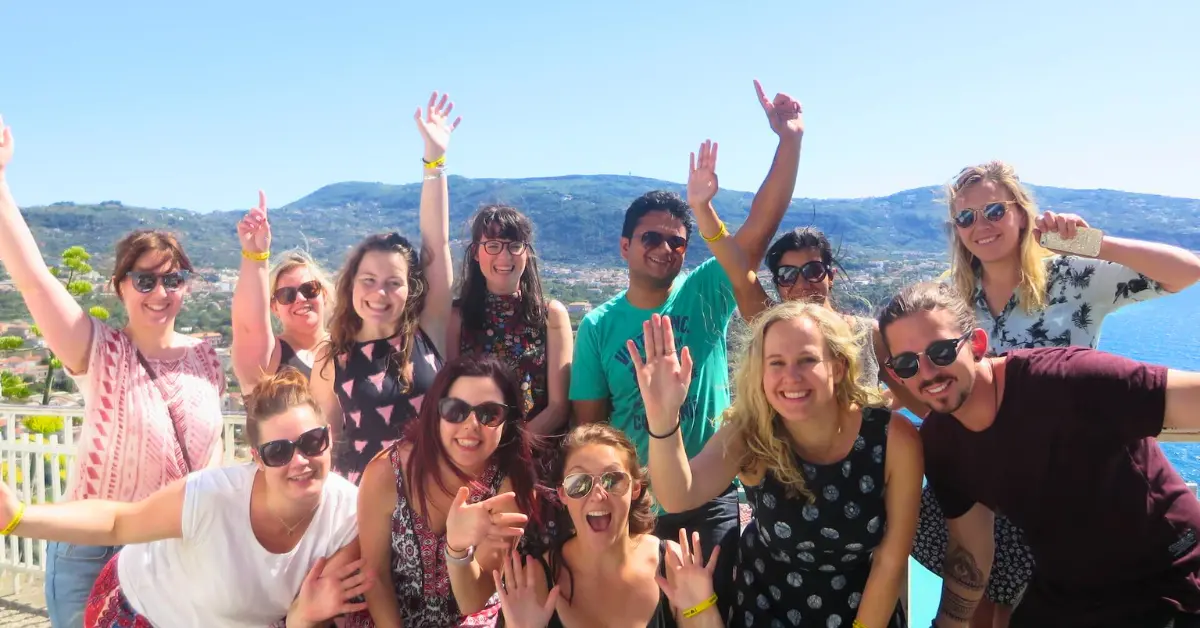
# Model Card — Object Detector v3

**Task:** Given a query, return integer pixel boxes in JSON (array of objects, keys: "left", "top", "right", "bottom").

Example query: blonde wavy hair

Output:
[
  {"left": 945, "top": 161, "right": 1051, "bottom": 314},
  {"left": 269, "top": 250, "right": 336, "bottom": 324},
  {"left": 723, "top": 300, "right": 887, "bottom": 502}
]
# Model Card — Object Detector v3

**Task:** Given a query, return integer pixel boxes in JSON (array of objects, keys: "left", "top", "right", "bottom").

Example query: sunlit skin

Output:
[
  {"left": 775, "top": 248, "right": 833, "bottom": 304},
  {"left": 352, "top": 250, "right": 409, "bottom": 340},
  {"left": 761, "top": 317, "right": 845, "bottom": 424},
  {"left": 882, "top": 309, "right": 986, "bottom": 415},
  {"left": 559, "top": 443, "right": 640, "bottom": 544},
  {"left": 120, "top": 253, "right": 188, "bottom": 330},
  {"left": 952, "top": 180, "right": 1027, "bottom": 266},
  {"left": 621, "top": 211, "right": 687, "bottom": 290},
  {"left": 251, "top": 405, "right": 330, "bottom": 507},
  {"left": 476, "top": 238, "right": 527, "bottom": 295},
  {"left": 272, "top": 266, "right": 325, "bottom": 337},
  {"left": 439, "top": 376, "right": 507, "bottom": 475}
]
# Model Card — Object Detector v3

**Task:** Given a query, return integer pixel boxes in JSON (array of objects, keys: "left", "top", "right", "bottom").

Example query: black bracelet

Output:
[{"left": 647, "top": 418, "right": 682, "bottom": 439}]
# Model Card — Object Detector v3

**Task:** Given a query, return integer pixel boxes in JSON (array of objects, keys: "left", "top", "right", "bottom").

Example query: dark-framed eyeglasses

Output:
[
  {"left": 639, "top": 231, "right": 688, "bottom": 253},
  {"left": 272, "top": 280, "right": 323, "bottom": 305},
  {"left": 437, "top": 397, "right": 511, "bottom": 427},
  {"left": 885, "top": 331, "right": 974, "bottom": 379},
  {"left": 952, "top": 202, "right": 1013, "bottom": 229},
  {"left": 479, "top": 240, "right": 528, "bottom": 256},
  {"left": 257, "top": 426, "right": 330, "bottom": 467},
  {"left": 562, "top": 471, "right": 632, "bottom": 500},
  {"left": 774, "top": 261, "right": 831, "bottom": 287},
  {"left": 126, "top": 270, "right": 191, "bottom": 294}
]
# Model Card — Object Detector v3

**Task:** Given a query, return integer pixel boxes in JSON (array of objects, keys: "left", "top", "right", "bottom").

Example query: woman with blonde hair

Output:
[
  {"left": 635, "top": 304, "right": 922, "bottom": 627},
  {"left": 233, "top": 190, "right": 334, "bottom": 390},
  {"left": 913, "top": 159, "right": 1200, "bottom": 627}
]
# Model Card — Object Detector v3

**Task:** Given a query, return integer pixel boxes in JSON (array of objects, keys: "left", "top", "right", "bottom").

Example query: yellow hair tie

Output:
[
  {"left": 681, "top": 593, "right": 717, "bottom": 619},
  {"left": 1, "top": 503, "right": 26, "bottom": 536}
]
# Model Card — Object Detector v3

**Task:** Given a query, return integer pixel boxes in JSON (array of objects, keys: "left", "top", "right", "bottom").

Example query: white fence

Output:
[{"left": 0, "top": 404, "right": 248, "bottom": 575}]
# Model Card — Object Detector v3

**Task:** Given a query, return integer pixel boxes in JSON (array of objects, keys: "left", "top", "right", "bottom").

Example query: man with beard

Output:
[
  {"left": 876, "top": 281, "right": 1200, "bottom": 628},
  {"left": 570, "top": 80, "right": 804, "bottom": 618}
]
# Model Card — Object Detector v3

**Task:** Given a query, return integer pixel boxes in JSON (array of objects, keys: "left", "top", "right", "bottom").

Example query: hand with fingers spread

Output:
[
  {"left": 236, "top": 190, "right": 272, "bottom": 257},
  {"left": 289, "top": 556, "right": 374, "bottom": 626},
  {"left": 753, "top": 80, "right": 804, "bottom": 140},
  {"left": 493, "top": 548, "right": 559, "bottom": 628},
  {"left": 445, "top": 488, "right": 529, "bottom": 557},
  {"left": 627, "top": 313, "right": 693, "bottom": 436},
  {"left": 657, "top": 528, "right": 720, "bottom": 615},
  {"left": 0, "top": 115, "right": 13, "bottom": 174},
  {"left": 414, "top": 91, "right": 462, "bottom": 163},
  {"left": 1033, "top": 210, "right": 1091, "bottom": 242},
  {"left": 687, "top": 140, "right": 720, "bottom": 210}
]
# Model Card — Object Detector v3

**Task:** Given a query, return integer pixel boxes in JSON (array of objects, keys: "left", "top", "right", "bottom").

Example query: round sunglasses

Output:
[
  {"left": 272, "top": 280, "right": 323, "bottom": 305},
  {"left": 639, "top": 231, "right": 688, "bottom": 253},
  {"left": 774, "top": 260, "right": 831, "bottom": 287},
  {"left": 885, "top": 331, "right": 973, "bottom": 379},
  {"left": 562, "top": 471, "right": 632, "bottom": 500},
  {"left": 952, "top": 201, "right": 1014, "bottom": 229},
  {"left": 437, "top": 397, "right": 512, "bottom": 427},
  {"left": 127, "top": 270, "right": 191, "bottom": 294},
  {"left": 479, "top": 240, "right": 528, "bottom": 256},
  {"left": 257, "top": 425, "right": 330, "bottom": 467}
]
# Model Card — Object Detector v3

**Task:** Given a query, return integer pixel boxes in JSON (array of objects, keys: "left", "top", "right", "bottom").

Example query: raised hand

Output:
[
  {"left": 1033, "top": 210, "right": 1091, "bottom": 242},
  {"left": 493, "top": 549, "right": 559, "bottom": 628},
  {"left": 656, "top": 528, "right": 719, "bottom": 615},
  {"left": 753, "top": 80, "right": 804, "bottom": 140},
  {"left": 236, "top": 190, "right": 271, "bottom": 256},
  {"left": 414, "top": 91, "right": 462, "bottom": 162},
  {"left": 0, "top": 115, "right": 13, "bottom": 172},
  {"left": 627, "top": 313, "right": 693, "bottom": 436},
  {"left": 687, "top": 140, "right": 719, "bottom": 210},
  {"left": 445, "top": 488, "right": 529, "bottom": 555},
  {"left": 291, "top": 557, "right": 373, "bottom": 623}
]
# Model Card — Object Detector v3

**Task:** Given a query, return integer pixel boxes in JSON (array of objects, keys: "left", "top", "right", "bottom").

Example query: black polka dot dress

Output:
[{"left": 732, "top": 407, "right": 905, "bottom": 628}]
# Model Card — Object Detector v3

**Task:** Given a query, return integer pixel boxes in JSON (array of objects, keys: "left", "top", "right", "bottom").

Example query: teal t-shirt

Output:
[{"left": 570, "top": 257, "right": 738, "bottom": 469}]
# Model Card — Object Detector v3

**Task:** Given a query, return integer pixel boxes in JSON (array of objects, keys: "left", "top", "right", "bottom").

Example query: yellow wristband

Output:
[
  {"left": 701, "top": 220, "right": 728, "bottom": 243},
  {"left": 242, "top": 249, "right": 269, "bottom": 262},
  {"left": 1, "top": 503, "right": 26, "bottom": 536},
  {"left": 423, "top": 155, "right": 446, "bottom": 169},
  {"left": 681, "top": 593, "right": 717, "bottom": 619},
  {"left": 853, "top": 621, "right": 869, "bottom": 628}
]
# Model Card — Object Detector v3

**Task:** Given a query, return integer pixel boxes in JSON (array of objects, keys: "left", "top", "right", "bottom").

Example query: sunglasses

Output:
[
  {"left": 952, "top": 202, "right": 1013, "bottom": 229},
  {"left": 562, "top": 471, "right": 632, "bottom": 500},
  {"left": 126, "top": 270, "right": 191, "bottom": 294},
  {"left": 479, "top": 240, "right": 528, "bottom": 256},
  {"left": 639, "top": 231, "right": 688, "bottom": 253},
  {"left": 273, "top": 280, "right": 323, "bottom": 305},
  {"left": 437, "top": 397, "right": 511, "bottom": 427},
  {"left": 885, "top": 331, "right": 974, "bottom": 379},
  {"left": 774, "top": 261, "right": 831, "bottom": 287},
  {"left": 257, "top": 426, "right": 330, "bottom": 467}
]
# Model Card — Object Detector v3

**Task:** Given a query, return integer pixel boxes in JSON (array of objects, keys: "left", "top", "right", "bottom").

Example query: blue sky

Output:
[{"left": 4, "top": 0, "right": 1198, "bottom": 211}]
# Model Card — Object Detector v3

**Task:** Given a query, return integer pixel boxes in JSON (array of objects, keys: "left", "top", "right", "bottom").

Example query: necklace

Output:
[{"left": 273, "top": 499, "right": 322, "bottom": 536}]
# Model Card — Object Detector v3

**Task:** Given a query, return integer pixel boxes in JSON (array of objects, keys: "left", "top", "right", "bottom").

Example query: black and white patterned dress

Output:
[
  {"left": 733, "top": 407, "right": 905, "bottom": 628},
  {"left": 912, "top": 254, "right": 1165, "bottom": 605}
]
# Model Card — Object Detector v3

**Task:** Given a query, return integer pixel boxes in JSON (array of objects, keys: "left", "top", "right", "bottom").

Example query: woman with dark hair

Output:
[
  {"left": 351, "top": 355, "right": 540, "bottom": 627},
  {"left": 0, "top": 116, "right": 226, "bottom": 626},
  {"left": 447, "top": 205, "right": 573, "bottom": 439},
  {"left": 310, "top": 92, "right": 458, "bottom": 485},
  {"left": 479, "top": 423, "right": 723, "bottom": 628}
]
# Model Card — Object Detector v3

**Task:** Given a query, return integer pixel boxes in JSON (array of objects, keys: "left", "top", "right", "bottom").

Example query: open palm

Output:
[
  {"left": 294, "top": 557, "right": 372, "bottom": 623},
  {"left": 754, "top": 80, "right": 804, "bottom": 139},
  {"left": 236, "top": 190, "right": 271, "bottom": 255},
  {"left": 657, "top": 528, "right": 720, "bottom": 614},
  {"left": 414, "top": 91, "right": 462, "bottom": 160},
  {"left": 494, "top": 549, "right": 558, "bottom": 628},
  {"left": 687, "top": 140, "right": 719, "bottom": 209},
  {"left": 627, "top": 313, "right": 693, "bottom": 435}
]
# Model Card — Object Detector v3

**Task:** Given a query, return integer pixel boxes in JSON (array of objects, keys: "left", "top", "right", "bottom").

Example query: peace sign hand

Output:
[
  {"left": 414, "top": 91, "right": 462, "bottom": 162},
  {"left": 687, "top": 140, "right": 719, "bottom": 210},
  {"left": 236, "top": 190, "right": 271, "bottom": 256},
  {"left": 445, "top": 488, "right": 529, "bottom": 555},
  {"left": 494, "top": 549, "right": 559, "bottom": 628},
  {"left": 753, "top": 80, "right": 804, "bottom": 140},
  {"left": 0, "top": 115, "right": 13, "bottom": 173},
  {"left": 291, "top": 556, "right": 373, "bottom": 624},
  {"left": 656, "top": 528, "right": 719, "bottom": 615},
  {"left": 627, "top": 313, "right": 693, "bottom": 438}
]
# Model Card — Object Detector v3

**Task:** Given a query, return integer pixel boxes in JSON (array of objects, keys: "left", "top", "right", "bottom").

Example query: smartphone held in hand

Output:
[{"left": 1040, "top": 226, "right": 1104, "bottom": 257}]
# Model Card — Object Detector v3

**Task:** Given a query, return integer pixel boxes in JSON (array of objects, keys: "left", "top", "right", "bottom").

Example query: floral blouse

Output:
[{"left": 458, "top": 293, "right": 549, "bottom": 419}]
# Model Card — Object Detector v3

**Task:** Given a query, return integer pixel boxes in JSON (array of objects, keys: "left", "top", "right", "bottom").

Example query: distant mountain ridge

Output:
[{"left": 18, "top": 175, "right": 1200, "bottom": 273}]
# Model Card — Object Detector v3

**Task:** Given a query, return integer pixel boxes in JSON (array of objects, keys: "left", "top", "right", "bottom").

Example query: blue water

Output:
[{"left": 910, "top": 285, "right": 1200, "bottom": 623}]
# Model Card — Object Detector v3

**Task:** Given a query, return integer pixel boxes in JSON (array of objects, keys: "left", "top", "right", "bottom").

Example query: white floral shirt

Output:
[{"left": 974, "top": 254, "right": 1165, "bottom": 352}]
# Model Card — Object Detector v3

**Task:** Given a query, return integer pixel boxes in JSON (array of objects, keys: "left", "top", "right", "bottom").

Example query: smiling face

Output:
[
  {"left": 475, "top": 237, "right": 528, "bottom": 295},
  {"left": 559, "top": 443, "right": 640, "bottom": 544},
  {"left": 775, "top": 248, "right": 833, "bottom": 304},
  {"left": 272, "top": 266, "right": 325, "bottom": 335},
  {"left": 438, "top": 375, "right": 507, "bottom": 473},
  {"left": 761, "top": 317, "right": 845, "bottom": 423},
  {"left": 621, "top": 211, "right": 687, "bottom": 288},
  {"left": 952, "top": 180, "right": 1027, "bottom": 265},
  {"left": 120, "top": 251, "right": 189, "bottom": 329},
  {"left": 351, "top": 250, "right": 409, "bottom": 333},
  {"left": 883, "top": 308, "right": 982, "bottom": 414},
  {"left": 252, "top": 404, "right": 330, "bottom": 501}
]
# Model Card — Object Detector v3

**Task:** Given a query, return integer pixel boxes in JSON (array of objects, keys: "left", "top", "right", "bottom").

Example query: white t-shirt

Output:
[{"left": 117, "top": 463, "right": 359, "bottom": 627}]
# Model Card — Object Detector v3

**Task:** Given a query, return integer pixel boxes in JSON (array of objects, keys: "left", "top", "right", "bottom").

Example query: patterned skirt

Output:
[{"left": 83, "top": 555, "right": 153, "bottom": 628}]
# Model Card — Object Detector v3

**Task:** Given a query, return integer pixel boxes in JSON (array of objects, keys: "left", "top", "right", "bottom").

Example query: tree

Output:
[{"left": 32, "top": 246, "right": 110, "bottom": 405}]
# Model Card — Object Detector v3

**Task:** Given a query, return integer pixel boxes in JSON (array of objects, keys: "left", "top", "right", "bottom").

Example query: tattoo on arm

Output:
[{"left": 938, "top": 587, "right": 975, "bottom": 622}]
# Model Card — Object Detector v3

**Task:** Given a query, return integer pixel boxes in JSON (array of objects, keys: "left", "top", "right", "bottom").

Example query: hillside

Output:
[{"left": 17, "top": 175, "right": 1200, "bottom": 273}]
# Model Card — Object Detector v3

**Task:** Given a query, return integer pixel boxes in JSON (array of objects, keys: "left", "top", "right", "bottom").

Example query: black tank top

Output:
[
  {"left": 535, "top": 539, "right": 676, "bottom": 628},
  {"left": 278, "top": 339, "right": 313, "bottom": 380}
]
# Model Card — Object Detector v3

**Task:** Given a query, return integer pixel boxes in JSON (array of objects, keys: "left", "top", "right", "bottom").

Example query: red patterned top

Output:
[{"left": 66, "top": 317, "right": 226, "bottom": 502}]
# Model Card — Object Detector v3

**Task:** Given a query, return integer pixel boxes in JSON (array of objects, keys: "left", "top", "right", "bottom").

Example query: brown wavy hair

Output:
[
  {"left": 111, "top": 230, "right": 194, "bottom": 299},
  {"left": 318, "top": 232, "right": 427, "bottom": 391},
  {"left": 243, "top": 366, "right": 324, "bottom": 447}
]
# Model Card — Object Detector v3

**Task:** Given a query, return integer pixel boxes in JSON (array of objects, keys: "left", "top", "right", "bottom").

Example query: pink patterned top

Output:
[{"left": 66, "top": 317, "right": 226, "bottom": 502}]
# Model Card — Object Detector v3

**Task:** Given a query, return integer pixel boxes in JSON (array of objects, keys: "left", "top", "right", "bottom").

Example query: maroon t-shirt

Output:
[{"left": 921, "top": 346, "right": 1200, "bottom": 625}]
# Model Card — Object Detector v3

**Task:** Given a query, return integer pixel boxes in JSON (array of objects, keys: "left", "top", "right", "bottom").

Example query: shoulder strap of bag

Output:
[{"left": 135, "top": 349, "right": 193, "bottom": 473}]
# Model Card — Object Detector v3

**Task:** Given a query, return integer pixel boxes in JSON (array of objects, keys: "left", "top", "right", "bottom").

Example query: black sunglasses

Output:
[
  {"left": 127, "top": 270, "right": 191, "bottom": 294},
  {"left": 774, "top": 261, "right": 831, "bottom": 287},
  {"left": 273, "top": 280, "right": 323, "bottom": 305},
  {"left": 639, "top": 231, "right": 688, "bottom": 253},
  {"left": 257, "top": 426, "right": 330, "bottom": 467},
  {"left": 479, "top": 240, "right": 528, "bottom": 256},
  {"left": 562, "top": 471, "right": 632, "bottom": 500},
  {"left": 885, "top": 331, "right": 973, "bottom": 379},
  {"left": 437, "top": 397, "right": 511, "bottom": 427},
  {"left": 952, "top": 202, "right": 1013, "bottom": 229}
]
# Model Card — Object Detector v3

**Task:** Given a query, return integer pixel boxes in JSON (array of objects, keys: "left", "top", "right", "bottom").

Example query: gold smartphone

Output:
[{"left": 1040, "top": 226, "right": 1104, "bottom": 257}]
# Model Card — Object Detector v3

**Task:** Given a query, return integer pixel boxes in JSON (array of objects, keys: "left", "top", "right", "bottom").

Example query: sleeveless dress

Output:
[
  {"left": 733, "top": 407, "right": 905, "bottom": 628},
  {"left": 530, "top": 539, "right": 676, "bottom": 628},
  {"left": 332, "top": 328, "right": 442, "bottom": 485},
  {"left": 345, "top": 445, "right": 504, "bottom": 628},
  {"left": 278, "top": 339, "right": 312, "bottom": 380}
]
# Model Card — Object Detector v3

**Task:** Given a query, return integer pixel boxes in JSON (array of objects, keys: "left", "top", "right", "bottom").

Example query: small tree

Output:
[
  {"left": 32, "top": 246, "right": 110, "bottom": 405},
  {"left": 0, "top": 335, "right": 32, "bottom": 402}
]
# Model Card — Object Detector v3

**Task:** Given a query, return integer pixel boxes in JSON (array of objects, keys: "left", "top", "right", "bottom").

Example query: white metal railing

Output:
[{"left": 0, "top": 404, "right": 248, "bottom": 575}]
